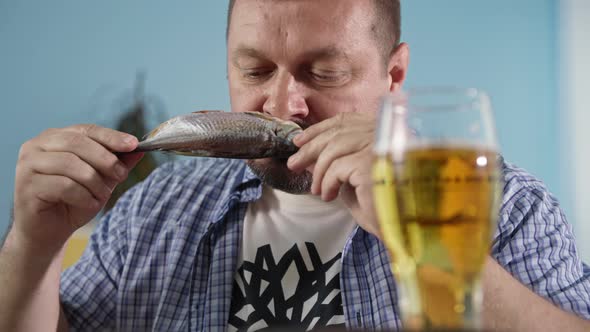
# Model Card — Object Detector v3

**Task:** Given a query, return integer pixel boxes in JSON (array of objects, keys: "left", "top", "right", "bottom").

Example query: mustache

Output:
[
  {"left": 291, "top": 119, "right": 313, "bottom": 130},
  {"left": 246, "top": 111, "right": 314, "bottom": 130}
]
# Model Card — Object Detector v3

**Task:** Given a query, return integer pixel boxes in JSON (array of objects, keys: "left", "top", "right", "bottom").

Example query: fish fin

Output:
[
  {"left": 243, "top": 111, "right": 302, "bottom": 129},
  {"left": 242, "top": 111, "right": 276, "bottom": 121},
  {"left": 142, "top": 117, "right": 181, "bottom": 140},
  {"left": 192, "top": 110, "right": 274, "bottom": 122},
  {"left": 192, "top": 110, "right": 278, "bottom": 123},
  {"left": 191, "top": 110, "right": 224, "bottom": 114},
  {"left": 141, "top": 132, "right": 152, "bottom": 140}
]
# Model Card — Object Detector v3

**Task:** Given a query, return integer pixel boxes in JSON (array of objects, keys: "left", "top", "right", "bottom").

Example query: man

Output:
[{"left": 1, "top": 0, "right": 589, "bottom": 331}]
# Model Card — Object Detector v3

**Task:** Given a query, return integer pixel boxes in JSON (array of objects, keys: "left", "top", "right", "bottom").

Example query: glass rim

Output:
[
  {"left": 382, "top": 87, "right": 491, "bottom": 114},
  {"left": 375, "top": 86, "right": 499, "bottom": 156}
]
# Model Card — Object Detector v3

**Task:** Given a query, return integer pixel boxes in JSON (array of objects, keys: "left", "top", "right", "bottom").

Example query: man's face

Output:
[{"left": 227, "top": 0, "right": 402, "bottom": 193}]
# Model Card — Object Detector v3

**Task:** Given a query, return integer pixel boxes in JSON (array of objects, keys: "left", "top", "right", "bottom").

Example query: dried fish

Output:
[{"left": 133, "top": 111, "right": 303, "bottom": 159}]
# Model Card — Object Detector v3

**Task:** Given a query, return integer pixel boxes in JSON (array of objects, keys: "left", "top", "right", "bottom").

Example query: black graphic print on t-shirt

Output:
[{"left": 228, "top": 242, "right": 345, "bottom": 331}]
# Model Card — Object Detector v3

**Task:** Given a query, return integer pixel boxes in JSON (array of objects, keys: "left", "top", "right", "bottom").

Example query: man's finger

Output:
[
  {"left": 39, "top": 131, "right": 132, "bottom": 182},
  {"left": 293, "top": 114, "right": 345, "bottom": 147},
  {"left": 28, "top": 152, "right": 113, "bottom": 202},
  {"left": 318, "top": 153, "right": 359, "bottom": 201},
  {"left": 288, "top": 128, "right": 337, "bottom": 172},
  {"left": 32, "top": 174, "right": 101, "bottom": 211},
  {"left": 294, "top": 112, "right": 374, "bottom": 147},
  {"left": 311, "top": 138, "right": 371, "bottom": 195},
  {"left": 66, "top": 124, "right": 138, "bottom": 153}
]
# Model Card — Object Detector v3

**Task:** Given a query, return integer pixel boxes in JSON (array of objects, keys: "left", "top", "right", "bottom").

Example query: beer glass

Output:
[{"left": 372, "top": 88, "right": 502, "bottom": 330}]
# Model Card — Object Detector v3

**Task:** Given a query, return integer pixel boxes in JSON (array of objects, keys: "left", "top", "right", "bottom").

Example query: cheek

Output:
[
  {"left": 307, "top": 83, "right": 386, "bottom": 119},
  {"left": 229, "top": 79, "right": 265, "bottom": 113},
  {"left": 308, "top": 59, "right": 390, "bottom": 115}
]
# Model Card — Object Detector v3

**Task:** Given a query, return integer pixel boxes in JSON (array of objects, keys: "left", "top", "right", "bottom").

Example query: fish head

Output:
[
  {"left": 271, "top": 118, "right": 303, "bottom": 157},
  {"left": 274, "top": 118, "right": 303, "bottom": 141}
]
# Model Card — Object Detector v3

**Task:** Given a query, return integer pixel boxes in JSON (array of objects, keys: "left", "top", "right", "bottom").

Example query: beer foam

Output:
[{"left": 405, "top": 139, "right": 498, "bottom": 153}]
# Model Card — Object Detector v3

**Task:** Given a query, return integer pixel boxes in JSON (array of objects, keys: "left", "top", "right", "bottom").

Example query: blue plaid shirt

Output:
[{"left": 60, "top": 157, "right": 590, "bottom": 331}]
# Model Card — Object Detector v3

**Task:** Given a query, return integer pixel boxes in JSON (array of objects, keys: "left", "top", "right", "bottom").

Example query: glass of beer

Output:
[{"left": 372, "top": 88, "right": 502, "bottom": 330}]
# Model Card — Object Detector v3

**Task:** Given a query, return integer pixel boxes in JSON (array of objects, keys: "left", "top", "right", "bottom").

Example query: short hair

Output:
[{"left": 226, "top": 0, "right": 401, "bottom": 60}]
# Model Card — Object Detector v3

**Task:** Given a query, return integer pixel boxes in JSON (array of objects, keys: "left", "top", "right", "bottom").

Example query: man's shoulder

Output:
[
  {"left": 498, "top": 156, "right": 562, "bottom": 220},
  {"left": 147, "top": 157, "right": 248, "bottom": 188},
  {"left": 500, "top": 158, "right": 547, "bottom": 194},
  {"left": 124, "top": 157, "right": 252, "bottom": 217}
]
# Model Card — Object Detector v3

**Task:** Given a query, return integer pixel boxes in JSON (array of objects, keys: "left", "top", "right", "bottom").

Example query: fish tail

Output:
[{"left": 134, "top": 140, "right": 157, "bottom": 152}]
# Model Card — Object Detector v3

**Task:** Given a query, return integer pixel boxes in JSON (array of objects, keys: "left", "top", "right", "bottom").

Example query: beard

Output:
[
  {"left": 246, "top": 116, "right": 314, "bottom": 194},
  {"left": 246, "top": 158, "right": 313, "bottom": 194}
]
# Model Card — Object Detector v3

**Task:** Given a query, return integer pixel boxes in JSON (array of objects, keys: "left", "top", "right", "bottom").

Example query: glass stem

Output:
[{"left": 459, "top": 279, "right": 483, "bottom": 329}]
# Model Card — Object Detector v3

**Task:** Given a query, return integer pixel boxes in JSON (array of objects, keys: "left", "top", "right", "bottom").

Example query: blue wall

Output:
[
  {"left": 402, "top": 2, "right": 560, "bottom": 212},
  {"left": 0, "top": 1, "right": 562, "bottom": 235}
]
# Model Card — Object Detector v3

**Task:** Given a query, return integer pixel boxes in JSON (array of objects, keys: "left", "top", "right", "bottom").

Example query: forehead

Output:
[{"left": 228, "top": 0, "right": 376, "bottom": 58}]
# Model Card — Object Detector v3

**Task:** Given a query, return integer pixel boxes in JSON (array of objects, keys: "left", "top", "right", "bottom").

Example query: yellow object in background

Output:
[{"left": 62, "top": 222, "right": 96, "bottom": 270}]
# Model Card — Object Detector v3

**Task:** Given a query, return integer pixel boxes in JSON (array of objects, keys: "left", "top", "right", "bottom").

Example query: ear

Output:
[{"left": 387, "top": 42, "right": 410, "bottom": 93}]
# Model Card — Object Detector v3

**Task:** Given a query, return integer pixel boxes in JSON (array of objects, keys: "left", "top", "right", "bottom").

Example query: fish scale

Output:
[{"left": 132, "top": 111, "right": 303, "bottom": 159}]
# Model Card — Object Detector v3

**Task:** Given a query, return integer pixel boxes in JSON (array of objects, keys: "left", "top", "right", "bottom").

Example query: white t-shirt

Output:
[{"left": 228, "top": 186, "right": 356, "bottom": 331}]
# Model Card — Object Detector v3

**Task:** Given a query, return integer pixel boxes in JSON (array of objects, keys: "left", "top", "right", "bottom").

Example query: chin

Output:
[{"left": 246, "top": 158, "right": 312, "bottom": 194}]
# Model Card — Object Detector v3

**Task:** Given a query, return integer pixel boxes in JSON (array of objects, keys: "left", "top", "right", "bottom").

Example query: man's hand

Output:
[
  {"left": 1, "top": 124, "right": 142, "bottom": 332},
  {"left": 287, "top": 112, "right": 381, "bottom": 237},
  {"left": 11, "top": 124, "right": 142, "bottom": 255}
]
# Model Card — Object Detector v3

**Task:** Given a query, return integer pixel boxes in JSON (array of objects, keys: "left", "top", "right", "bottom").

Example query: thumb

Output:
[
  {"left": 342, "top": 182, "right": 382, "bottom": 238},
  {"left": 340, "top": 183, "right": 358, "bottom": 211}
]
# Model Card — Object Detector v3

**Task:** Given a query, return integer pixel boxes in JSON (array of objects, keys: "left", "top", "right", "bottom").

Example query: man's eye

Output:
[
  {"left": 310, "top": 72, "right": 333, "bottom": 81},
  {"left": 309, "top": 71, "right": 347, "bottom": 85},
  {"left": 242, "top": 69, "right": 273, "bottom": 81}
]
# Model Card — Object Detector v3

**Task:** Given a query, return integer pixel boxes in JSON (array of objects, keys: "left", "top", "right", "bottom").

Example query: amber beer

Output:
[{"left": 373, "top": 145, "right": 501, "bottom": 328}]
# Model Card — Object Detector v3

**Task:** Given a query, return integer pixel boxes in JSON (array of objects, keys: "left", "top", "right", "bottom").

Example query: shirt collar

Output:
[
  {"left": 200, "top": 161, "right": 262, "bottom": 227},
  {"left": 235, "top": 161, "right": 263, "bottom": 203}
]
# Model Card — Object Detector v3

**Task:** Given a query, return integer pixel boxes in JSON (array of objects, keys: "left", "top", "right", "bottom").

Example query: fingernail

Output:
[{"left": 124, "top": 135, "right": 137, "bottom": 145}]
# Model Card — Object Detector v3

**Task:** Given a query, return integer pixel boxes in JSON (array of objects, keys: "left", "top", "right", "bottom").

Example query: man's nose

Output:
[{"left": 262, "top": 72, "right": 309, "bottom": 121}]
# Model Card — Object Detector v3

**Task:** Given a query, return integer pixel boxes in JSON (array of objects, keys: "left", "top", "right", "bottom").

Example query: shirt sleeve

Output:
[
  {"left": 492, "top": 177, "right": 590, "bottom": 319},
  {"left": 59, "top": 185, "right": 139, "bottom": 331}
]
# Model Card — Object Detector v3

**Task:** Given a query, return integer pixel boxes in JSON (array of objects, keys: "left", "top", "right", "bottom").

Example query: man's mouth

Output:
[{"left": 292, "top": 119, "right": 313, "bottom": 130}]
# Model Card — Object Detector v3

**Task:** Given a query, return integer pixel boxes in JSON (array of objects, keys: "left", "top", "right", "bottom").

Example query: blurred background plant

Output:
[{"left": 101, "top": 71, "right": 174, "bottom": 212}]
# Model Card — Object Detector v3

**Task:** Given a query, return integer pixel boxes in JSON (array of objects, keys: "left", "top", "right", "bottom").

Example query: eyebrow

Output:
[
  {"left": 302, "top": 46, "right": 351, "bottom": 62},
  {"left": 231, "top": 45, "right": 351, "bottom": 64},
  {"left": 231, "top": 46, "right": 266, "bottom": 63}
]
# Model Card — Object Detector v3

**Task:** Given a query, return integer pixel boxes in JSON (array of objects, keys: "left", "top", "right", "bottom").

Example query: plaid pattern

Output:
[{"left": 61, "top": 157, "right": 590, "bottom": 331}]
